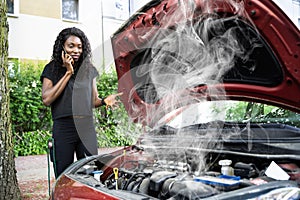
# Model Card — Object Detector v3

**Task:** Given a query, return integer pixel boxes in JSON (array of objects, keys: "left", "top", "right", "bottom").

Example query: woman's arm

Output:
[
  {"left": 93, "top": 78, "right": 103, "bottom": 108},
  {"left": 42, "top": 51, "right": 74, "bottom": 106},
  {"left": 42, "top": 71, "right": 72, "bottom": 106},
  {"left": 92, "top": 78, "right": 123, "bottom": 108}
]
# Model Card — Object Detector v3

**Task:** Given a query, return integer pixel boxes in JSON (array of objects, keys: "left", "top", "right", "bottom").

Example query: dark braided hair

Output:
[{"left": 51, "top": 27, "right": 92, "bottom": 67}]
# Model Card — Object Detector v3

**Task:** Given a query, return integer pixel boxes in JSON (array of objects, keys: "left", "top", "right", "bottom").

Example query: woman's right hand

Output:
[{"left": 61, "top": 51, "right": 74, "bottom": 74}]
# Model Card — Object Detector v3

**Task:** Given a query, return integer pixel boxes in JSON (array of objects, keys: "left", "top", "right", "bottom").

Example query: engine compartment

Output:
[{"left": 71, "top": 145, "right": 300, "bottom": 200}]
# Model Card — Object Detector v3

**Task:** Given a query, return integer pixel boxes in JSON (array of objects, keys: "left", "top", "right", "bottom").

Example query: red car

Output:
[{"left": 50, "top": 0, "right": 300, "bottom": 199}]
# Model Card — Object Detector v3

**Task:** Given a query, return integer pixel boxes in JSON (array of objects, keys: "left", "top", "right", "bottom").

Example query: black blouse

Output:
[{"left": 40, "top": 60, "right": 99, "bottom": 120}]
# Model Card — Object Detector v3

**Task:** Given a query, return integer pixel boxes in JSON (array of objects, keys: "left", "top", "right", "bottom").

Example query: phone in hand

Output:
[{"left": 62, "top": 46, "right": 74, "bottom": 65}]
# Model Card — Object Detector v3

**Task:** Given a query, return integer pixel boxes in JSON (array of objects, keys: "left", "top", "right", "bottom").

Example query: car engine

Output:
[{"left": 72, "top": 144, "right": 300, "bottom": 200}]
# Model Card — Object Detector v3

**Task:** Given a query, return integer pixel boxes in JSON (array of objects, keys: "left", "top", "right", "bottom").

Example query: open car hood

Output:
[{"left": 111, "top": 0, "right": 300, "bottom": 127}]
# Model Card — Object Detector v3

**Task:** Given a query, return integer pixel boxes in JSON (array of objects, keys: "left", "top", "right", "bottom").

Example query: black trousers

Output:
[{"left": 52, "top": 116, "right": 98, "bottom": 178}]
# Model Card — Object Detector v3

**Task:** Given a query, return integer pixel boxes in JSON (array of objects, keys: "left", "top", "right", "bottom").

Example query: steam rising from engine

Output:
[
  {"left": 115, "top": 0, "right": 259, "bottom": 173},
  {"left": 128, "top": 0, "right": 257, "bottom": 120}
]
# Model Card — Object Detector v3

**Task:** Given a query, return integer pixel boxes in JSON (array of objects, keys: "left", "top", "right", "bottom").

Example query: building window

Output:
[
  {"left": 6, "top": 0, "right": 19, "bottom": 15},
  {"left": 62, "top": 0, "right": 79, "bottom": 21},
  {"left": 6, "top": 0, "right": 14, "bottom": 13},
  {"left": 103, "top": 0, "right": 129, "bottom": 20},
  {"left": 129, "top": 0, "right": 149, "bottom": 15},
  {"left": 292, "top": 0, "right": 300, "bottom": 4}
]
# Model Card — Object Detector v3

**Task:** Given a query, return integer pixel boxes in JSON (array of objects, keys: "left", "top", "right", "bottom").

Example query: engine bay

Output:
[{"left": 70, "top": 145, "right": 300, "bottom": 200}]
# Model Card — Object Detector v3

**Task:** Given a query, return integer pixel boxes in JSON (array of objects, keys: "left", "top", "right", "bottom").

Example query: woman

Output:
[{"left": 40, "top": 27, "right": 122, "bottom": 178}]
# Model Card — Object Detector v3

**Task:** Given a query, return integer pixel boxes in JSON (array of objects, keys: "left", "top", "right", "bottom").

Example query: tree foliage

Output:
[{"left": 226, "top": 101, "right": 300, "bottom": 127}]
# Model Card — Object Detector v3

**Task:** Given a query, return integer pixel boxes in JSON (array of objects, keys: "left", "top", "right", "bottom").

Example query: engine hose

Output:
[{"left": 122, "top": 172, "right": 146, "bottom": 190}]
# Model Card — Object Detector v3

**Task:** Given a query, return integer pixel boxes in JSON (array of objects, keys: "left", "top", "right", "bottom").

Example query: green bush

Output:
[
  {"left": 9, "top": 61, "right": 52, "bottom": 133},
  {"left": 14, "top": 130, "right": 51, "bottom": 156},
  {"left": 94, "top": 70, "right": 140, "bottom": 147},
  {"left": 95, "top": 103, "right": 140, "bottom": 147},
  {"left": 9, "top": 60, "right": 52, "bottom": 156}
]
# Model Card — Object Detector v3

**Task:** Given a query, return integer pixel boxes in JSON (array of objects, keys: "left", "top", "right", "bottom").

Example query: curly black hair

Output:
[{"left": 51, "top": 27, "right": 92, "bottom": 67}]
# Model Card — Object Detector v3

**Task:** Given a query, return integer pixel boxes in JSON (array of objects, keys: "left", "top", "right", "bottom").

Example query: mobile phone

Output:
[
  {"left": 62, "top": 46, "right": 67, "bottom": 54},
  {"left": 62, "top": 46, "right": 74, "bottom": 64}
]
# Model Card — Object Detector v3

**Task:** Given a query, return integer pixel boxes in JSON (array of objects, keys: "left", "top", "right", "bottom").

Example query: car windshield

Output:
[{"left": 164, "top": 100, "right": 300, "bottom": 129}]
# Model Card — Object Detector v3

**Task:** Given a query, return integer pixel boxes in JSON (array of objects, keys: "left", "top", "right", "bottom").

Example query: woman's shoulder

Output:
[
  {"left": 78, "top": 63, "right": 98, "bottom": 79},
  {"left": 83, "top": 62, "right": 98, "bottom": 75},
  {"left": 43, "top": 60, "right": 65, "bottom": 74},
  {"left": 41, "top": 60, "right": 65, "bottom": 81},
  {"left": 90, "top": 64, "right": 99, "bottom": 77},
  {"left": 44, "top": 60, "right": 58, "bottom": 69}
]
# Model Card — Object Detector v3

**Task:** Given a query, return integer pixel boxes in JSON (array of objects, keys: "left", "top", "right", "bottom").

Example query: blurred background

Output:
[{"left": 5, "top": 0, "right": 300, "bottom": 72}]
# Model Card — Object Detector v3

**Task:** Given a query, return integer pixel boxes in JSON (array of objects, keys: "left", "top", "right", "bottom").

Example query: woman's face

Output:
[{"left": 63, "top": 35, "right": 83, "bottom": 62}]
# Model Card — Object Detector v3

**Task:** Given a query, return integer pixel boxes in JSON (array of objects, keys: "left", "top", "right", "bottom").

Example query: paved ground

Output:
[
  {"left": 15, "top": 147, "right": 120, "bottom": 182},
  {"left": 15, "top": 147, "right": 121, "bottom": 199},
  {"left": 15, "top": 154, "right": 55, "bottom": 182}
]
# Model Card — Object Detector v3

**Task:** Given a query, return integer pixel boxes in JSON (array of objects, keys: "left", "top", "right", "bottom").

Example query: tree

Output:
[{"left": 0, "top": 1, "right": 21, "bottom": 199}]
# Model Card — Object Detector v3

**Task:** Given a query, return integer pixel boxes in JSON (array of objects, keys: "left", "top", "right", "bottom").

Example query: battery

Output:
[{"left": 194, "top": 175, "right": 240, "bottom": 191}]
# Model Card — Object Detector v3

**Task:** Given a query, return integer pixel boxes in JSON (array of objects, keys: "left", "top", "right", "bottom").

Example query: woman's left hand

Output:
[{"left": 103, "top": 92, "right": 123, "bottom": 109}]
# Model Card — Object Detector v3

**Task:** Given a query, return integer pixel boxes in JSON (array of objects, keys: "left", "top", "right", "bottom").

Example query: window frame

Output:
[
  {"left": 61, "top": 0, "right": 79, "bottom": 22},
  {"left": 6, "top": 0, "right": 19, "bottom": 17}
]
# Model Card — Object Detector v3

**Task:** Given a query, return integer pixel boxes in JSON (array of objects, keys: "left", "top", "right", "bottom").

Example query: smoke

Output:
[{"left": 119, "top": 0, "right": 259, "bottom": 173}]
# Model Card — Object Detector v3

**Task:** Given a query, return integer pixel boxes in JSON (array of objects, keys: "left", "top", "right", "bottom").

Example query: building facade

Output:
[
  {"left": 6, "top": 0, "right": 149, "bottom": 70},
  {"left": 6, "top": 0, "right": 300, "bottom": 70},
  {"left": 274, "top": 0, "right": 300, "bottom": 29}
]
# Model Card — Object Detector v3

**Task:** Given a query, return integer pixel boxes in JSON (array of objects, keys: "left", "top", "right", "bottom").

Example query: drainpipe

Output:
[{"left": 101, "top": 0, "right": 105, "bottom": 72}]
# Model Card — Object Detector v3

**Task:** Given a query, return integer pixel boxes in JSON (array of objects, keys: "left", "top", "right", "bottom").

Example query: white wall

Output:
[
  {"left": 7, "top": 0, "right": 104, "bottom": 67},
  {"left": 7, "top": 0, "right": 150, "bottom": 70},
  {"left": 273, "top": 0, "right": 300, "bottom": 28},
  {"left": 130, "top": 0, "right": 151, "bottom": 13},
  {"left": 101, "top": 18, "right": 125, "bottom": 71},
  {"left": 8, "top": 14, "right": 62, "bottom": 61},
  {"left": 100, "top": 0, "right": 151, "bottom": 70}
]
